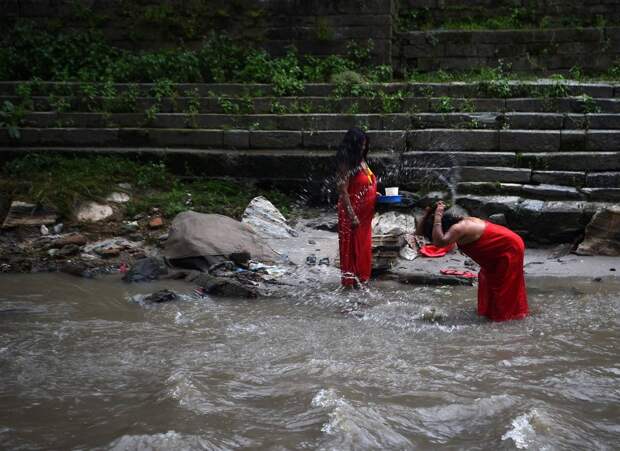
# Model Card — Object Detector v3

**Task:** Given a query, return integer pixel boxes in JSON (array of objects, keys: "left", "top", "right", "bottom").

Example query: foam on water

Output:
[{"left": 501, "top": 409, "right": 542, "bottom": 449}]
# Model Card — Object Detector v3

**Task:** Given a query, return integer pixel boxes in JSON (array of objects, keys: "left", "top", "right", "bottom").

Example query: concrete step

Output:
[
  {"left": 1, "top": 81, "right": 618, "bottom": 98},
  {"left": 408, "top": 129, "right": 620, "bottom": 152},
  {"left": 3, "top": 95, "right": 620, "bottom": 114},
  {"left": 4, "top": 128, "right": 620, "bottom": 154},
  {"left": 0, "top": 128, "right": 412, "bottom": 151},
  {"left": 458, "top": 182, "right": 586, "bottom": 200},
  {"left": 517, "top": 152, "right": 620, "bottom": 171},
  {"left": 19, "top": 112, "right": 620, "bottom": 130}
]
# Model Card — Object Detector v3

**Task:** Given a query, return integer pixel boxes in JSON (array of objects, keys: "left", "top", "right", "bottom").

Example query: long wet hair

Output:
[
  {"left": 422, "top": 205, "right": 464, "bottom": 241},
  {"left": 335, "top": 127, "right": 369, "bottom": 173}
]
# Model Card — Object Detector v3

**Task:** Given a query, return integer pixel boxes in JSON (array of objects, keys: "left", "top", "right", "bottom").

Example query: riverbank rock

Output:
[
  {"left": 106, "top": 192, "right": 130, "bottom": 203},
  {"left": 83, "top": 237, "right": 138, "bottom": 257},
  {"left": 188, "top": 272, "right": 259, "bottom": 298},
  {"left": 48, "top": 233, "right": 88, "bottom": 249},
  {"left": 420, "top": 307, "right": 447, "bottom": 323},
  {"left": 304, "top": 212, "right": 338, "bottom": 232},
  {"left": 165, "top": 211, "right": 278, "bottom": 267},
  {"left": 144, "top": 289, "right": 177, "bottom": 303},
  {"left": 60, "top": 261, "right": 94, "bottom": 278},
  {"left": 575, "top": 206, "right": 620, "bottom": 256},
  {"left": 122, "top": 257, "right": 168, "bottom": 282},
  {"left": 75, "top": 202, "right": 114, "bottom": 222},
  {"left": 372, "top": 211, "right": 417, "bottom": 235},
  {"left": 456, "top": 196, "right": 592, "bottom": 244},
  {"left": 242, "top": 196, "right": 298, "bottom": 239},
  {"left": 1, "top": 201, "right": 58, "bottom": 229}
]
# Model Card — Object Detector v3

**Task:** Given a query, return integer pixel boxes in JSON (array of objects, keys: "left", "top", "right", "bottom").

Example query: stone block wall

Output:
[
  {"left": 2, "top": 0, "right": 394, "bottom": 64},
  {"left": 394, "top": 27, "right": 620, "bottom": 74},
  {"left": 396, "top": 0, "right": 620, "bottom": 29}
]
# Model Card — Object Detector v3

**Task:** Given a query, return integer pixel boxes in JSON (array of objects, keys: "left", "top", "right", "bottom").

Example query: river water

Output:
[{"left": 0, "top": 273, "right": 618, "bottom": 450}]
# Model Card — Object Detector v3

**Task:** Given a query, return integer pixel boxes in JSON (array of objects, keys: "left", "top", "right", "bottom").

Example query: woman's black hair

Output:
[
  {"left": 422, "top": 206, "right": 464, "bottom": 241},
  {"left": 335, "top": 127, "right": 370, "bottom": 172}
]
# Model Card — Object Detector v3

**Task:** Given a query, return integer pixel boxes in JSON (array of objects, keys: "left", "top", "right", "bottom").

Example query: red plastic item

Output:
[
  {"left": 419, "top": 243, "right": 455, "bottom": 257},
  {"left": 440, "top": 268, "right": 478, "bottom": 278}
]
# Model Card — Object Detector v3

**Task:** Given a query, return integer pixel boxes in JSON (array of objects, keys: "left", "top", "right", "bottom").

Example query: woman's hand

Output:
[
  {"left": 350, "top": 212, "right": 360, "bottom": 228},
  {"left": 434, "top": 201, "right": 445, "bottom": 222}
]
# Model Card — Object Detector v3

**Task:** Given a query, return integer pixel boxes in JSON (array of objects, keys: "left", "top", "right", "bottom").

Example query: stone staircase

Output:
[{"left": 0, "top": 80, "right": 619, "bottom": 241}]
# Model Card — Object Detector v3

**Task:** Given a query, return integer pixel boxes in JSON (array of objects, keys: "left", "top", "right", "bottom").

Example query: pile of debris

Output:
[{"left": 371, "top": 211, "right": 418, "bottom": 271}]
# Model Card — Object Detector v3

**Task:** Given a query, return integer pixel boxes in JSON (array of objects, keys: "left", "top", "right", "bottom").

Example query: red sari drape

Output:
[
  {"left": 337, "top": 167, "right": 377, "bottom": 286},
  {"left": 458, "top": 222, "right": 529, "bottom": 321}
]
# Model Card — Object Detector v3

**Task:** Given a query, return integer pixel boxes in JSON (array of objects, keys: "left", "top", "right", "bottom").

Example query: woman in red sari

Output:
[
  {"left": 336, "top": 128, "right": 377, "bottom": 287},
  {"left": 418, "top": 201, "right": 528, "bottom": 321}
]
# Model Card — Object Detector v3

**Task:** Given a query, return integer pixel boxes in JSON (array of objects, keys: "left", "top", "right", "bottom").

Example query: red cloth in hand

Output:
[
  {"left": 458, "top": 222, "right": 528, "bottom": 322},
  {"left": 337, "top": 168, "right": 377, "bottom": 286},
  {"left": 419, "top": 243, "right": 455, "bottom": 257}
]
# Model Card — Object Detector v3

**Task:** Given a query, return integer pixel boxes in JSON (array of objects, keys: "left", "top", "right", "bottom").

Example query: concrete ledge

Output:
[
  {"left": 581, "top": 188, "right": 620, "bottom": 201},
  {"left": 459, "top": 166, "right": 531, "bottom": 183},
  {"left": 504, "top": 113, "right": 564, "bottom": 130},
  {"left": 519, "top": 152, "right": 620, "bottom": 171},
  {"left": 401, "top": 151, "right": 515, "bottom": 167},
  {"left": 250, "top": 131, "right": 302, "bottom": 149},
  {"left": 408, "top": 129, "right": 498, "bottom": 151},
  {"left": 586, "top": 130, "right": 620, "bottom": 151},
  {"left": 587, "top": 114, "right": 620, "bottom": 129},
  {"left": 531, "top": 170, "right": 586, "bottom": 186},
  {"left": 500, "top": 130, "right": 561, "bottom": 152},
  {"left": 585, "top": 172, "right": 620, "bottom": 188}
]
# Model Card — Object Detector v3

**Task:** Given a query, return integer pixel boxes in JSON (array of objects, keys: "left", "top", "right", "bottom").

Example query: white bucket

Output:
[{"left": 385, "top": 187, "right": 399, "bottom": 196}]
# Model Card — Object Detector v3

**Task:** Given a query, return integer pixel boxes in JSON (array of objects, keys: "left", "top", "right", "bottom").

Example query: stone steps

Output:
[
  {"left": 3, "top": 95, "right": 620, "bottom": 114},
  {"left": 1, "top": 146, "right": 617, "bottom": 201},
  {"left": 3, "top": 127, "right": 620, "bottom": 153},
  {"left": 1, "top": 81, "right": 618, "bottom": 97},
  {"left": 455, "top": 194, "right": 615, "bottom": 244},
  {"left": 457, "top": 182, "right": 620, "bottom": 202},
  {"left": 16, "top": 112, "right": 620, "bottom": 130}
]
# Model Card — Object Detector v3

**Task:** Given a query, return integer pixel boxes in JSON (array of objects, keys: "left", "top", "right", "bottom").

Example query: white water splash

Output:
[{"left": 502, "top": 409, "right": 540, "bottom": 449}]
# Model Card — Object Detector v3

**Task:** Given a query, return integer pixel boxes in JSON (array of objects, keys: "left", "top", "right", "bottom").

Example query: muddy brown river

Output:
[{"left": 1, "top": 273, "right": 618, "bottom": 450}]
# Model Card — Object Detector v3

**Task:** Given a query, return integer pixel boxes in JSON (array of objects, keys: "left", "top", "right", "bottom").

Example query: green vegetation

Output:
[
  {"left": 2, "top": 154, "right": 292, "bottom": 219},
  {"left": 0, "top": 21, "right": 378, "bottom": 86},
  {"left": 396, "top": 4, "right": 616, "bottom": 31}
]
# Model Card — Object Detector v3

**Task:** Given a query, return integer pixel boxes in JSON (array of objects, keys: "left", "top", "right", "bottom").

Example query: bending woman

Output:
[
  {"left": 418, "top": 202, "right": 528, "bottom": 321},
  {"left": 336, "top": 128, "right": 377, "bottom": 287}
]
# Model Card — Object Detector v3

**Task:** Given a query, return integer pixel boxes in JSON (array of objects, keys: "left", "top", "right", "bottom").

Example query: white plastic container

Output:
[{"left": 385, "top": 187, "right": 399, "bottom": 196}]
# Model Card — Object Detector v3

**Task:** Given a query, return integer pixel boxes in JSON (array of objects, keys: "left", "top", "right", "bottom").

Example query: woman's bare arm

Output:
[
  {"left": 337, "top": 168, "right": 359, "bottom": 227},
  {"left": 431, "top": 201, "right": 464, "bottom": 246}
]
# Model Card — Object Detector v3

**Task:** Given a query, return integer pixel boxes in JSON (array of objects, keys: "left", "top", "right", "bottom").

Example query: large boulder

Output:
[
  {"left": 164, "top": 211, "right": 278, "bottom": 264},
  {"left": 242, "top": 196, "right": 297, "bottom": 239},
  {"left": 575, "top": 206, "right": 620, "bottom": 256}
]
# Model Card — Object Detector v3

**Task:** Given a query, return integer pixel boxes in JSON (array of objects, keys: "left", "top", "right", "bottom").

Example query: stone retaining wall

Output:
[
  {"left": 2, "top": 0, "right": 394, "bottom": 64},
  {"left": 394, "top": 27, "right": 620, "bottom": 74},
  {"left": 397, "top": 0, "right": 620, "bottom": 29}
]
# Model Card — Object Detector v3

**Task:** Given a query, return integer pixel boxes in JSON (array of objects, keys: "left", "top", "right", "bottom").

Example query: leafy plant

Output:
[
  {"left": 377, "top": 90, "right": 405, "bottom": 114},
  {"left": 0, "top": 101, "right": 24, "bottom": 139},
  {"left": 436, "top": 96, "right": 455, "bottom": 113},
  {"left": 184, "top": 88, "right": 201, "bottom": 128},
  {"left": 577, "top": 94, "right": 602, "bottom": 114}
]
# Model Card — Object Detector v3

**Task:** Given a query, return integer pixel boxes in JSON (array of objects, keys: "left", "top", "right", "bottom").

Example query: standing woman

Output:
[{"left": 336, "top": 128, "right": 377, "bottom": 287}]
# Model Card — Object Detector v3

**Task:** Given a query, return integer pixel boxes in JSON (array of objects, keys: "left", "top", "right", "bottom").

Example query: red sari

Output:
[
  {"left": 338, "top": 166, "right": 377, "bottom": 286},
  {"left": 458, "top": 222, "right": 528, "bottom": 321}
]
